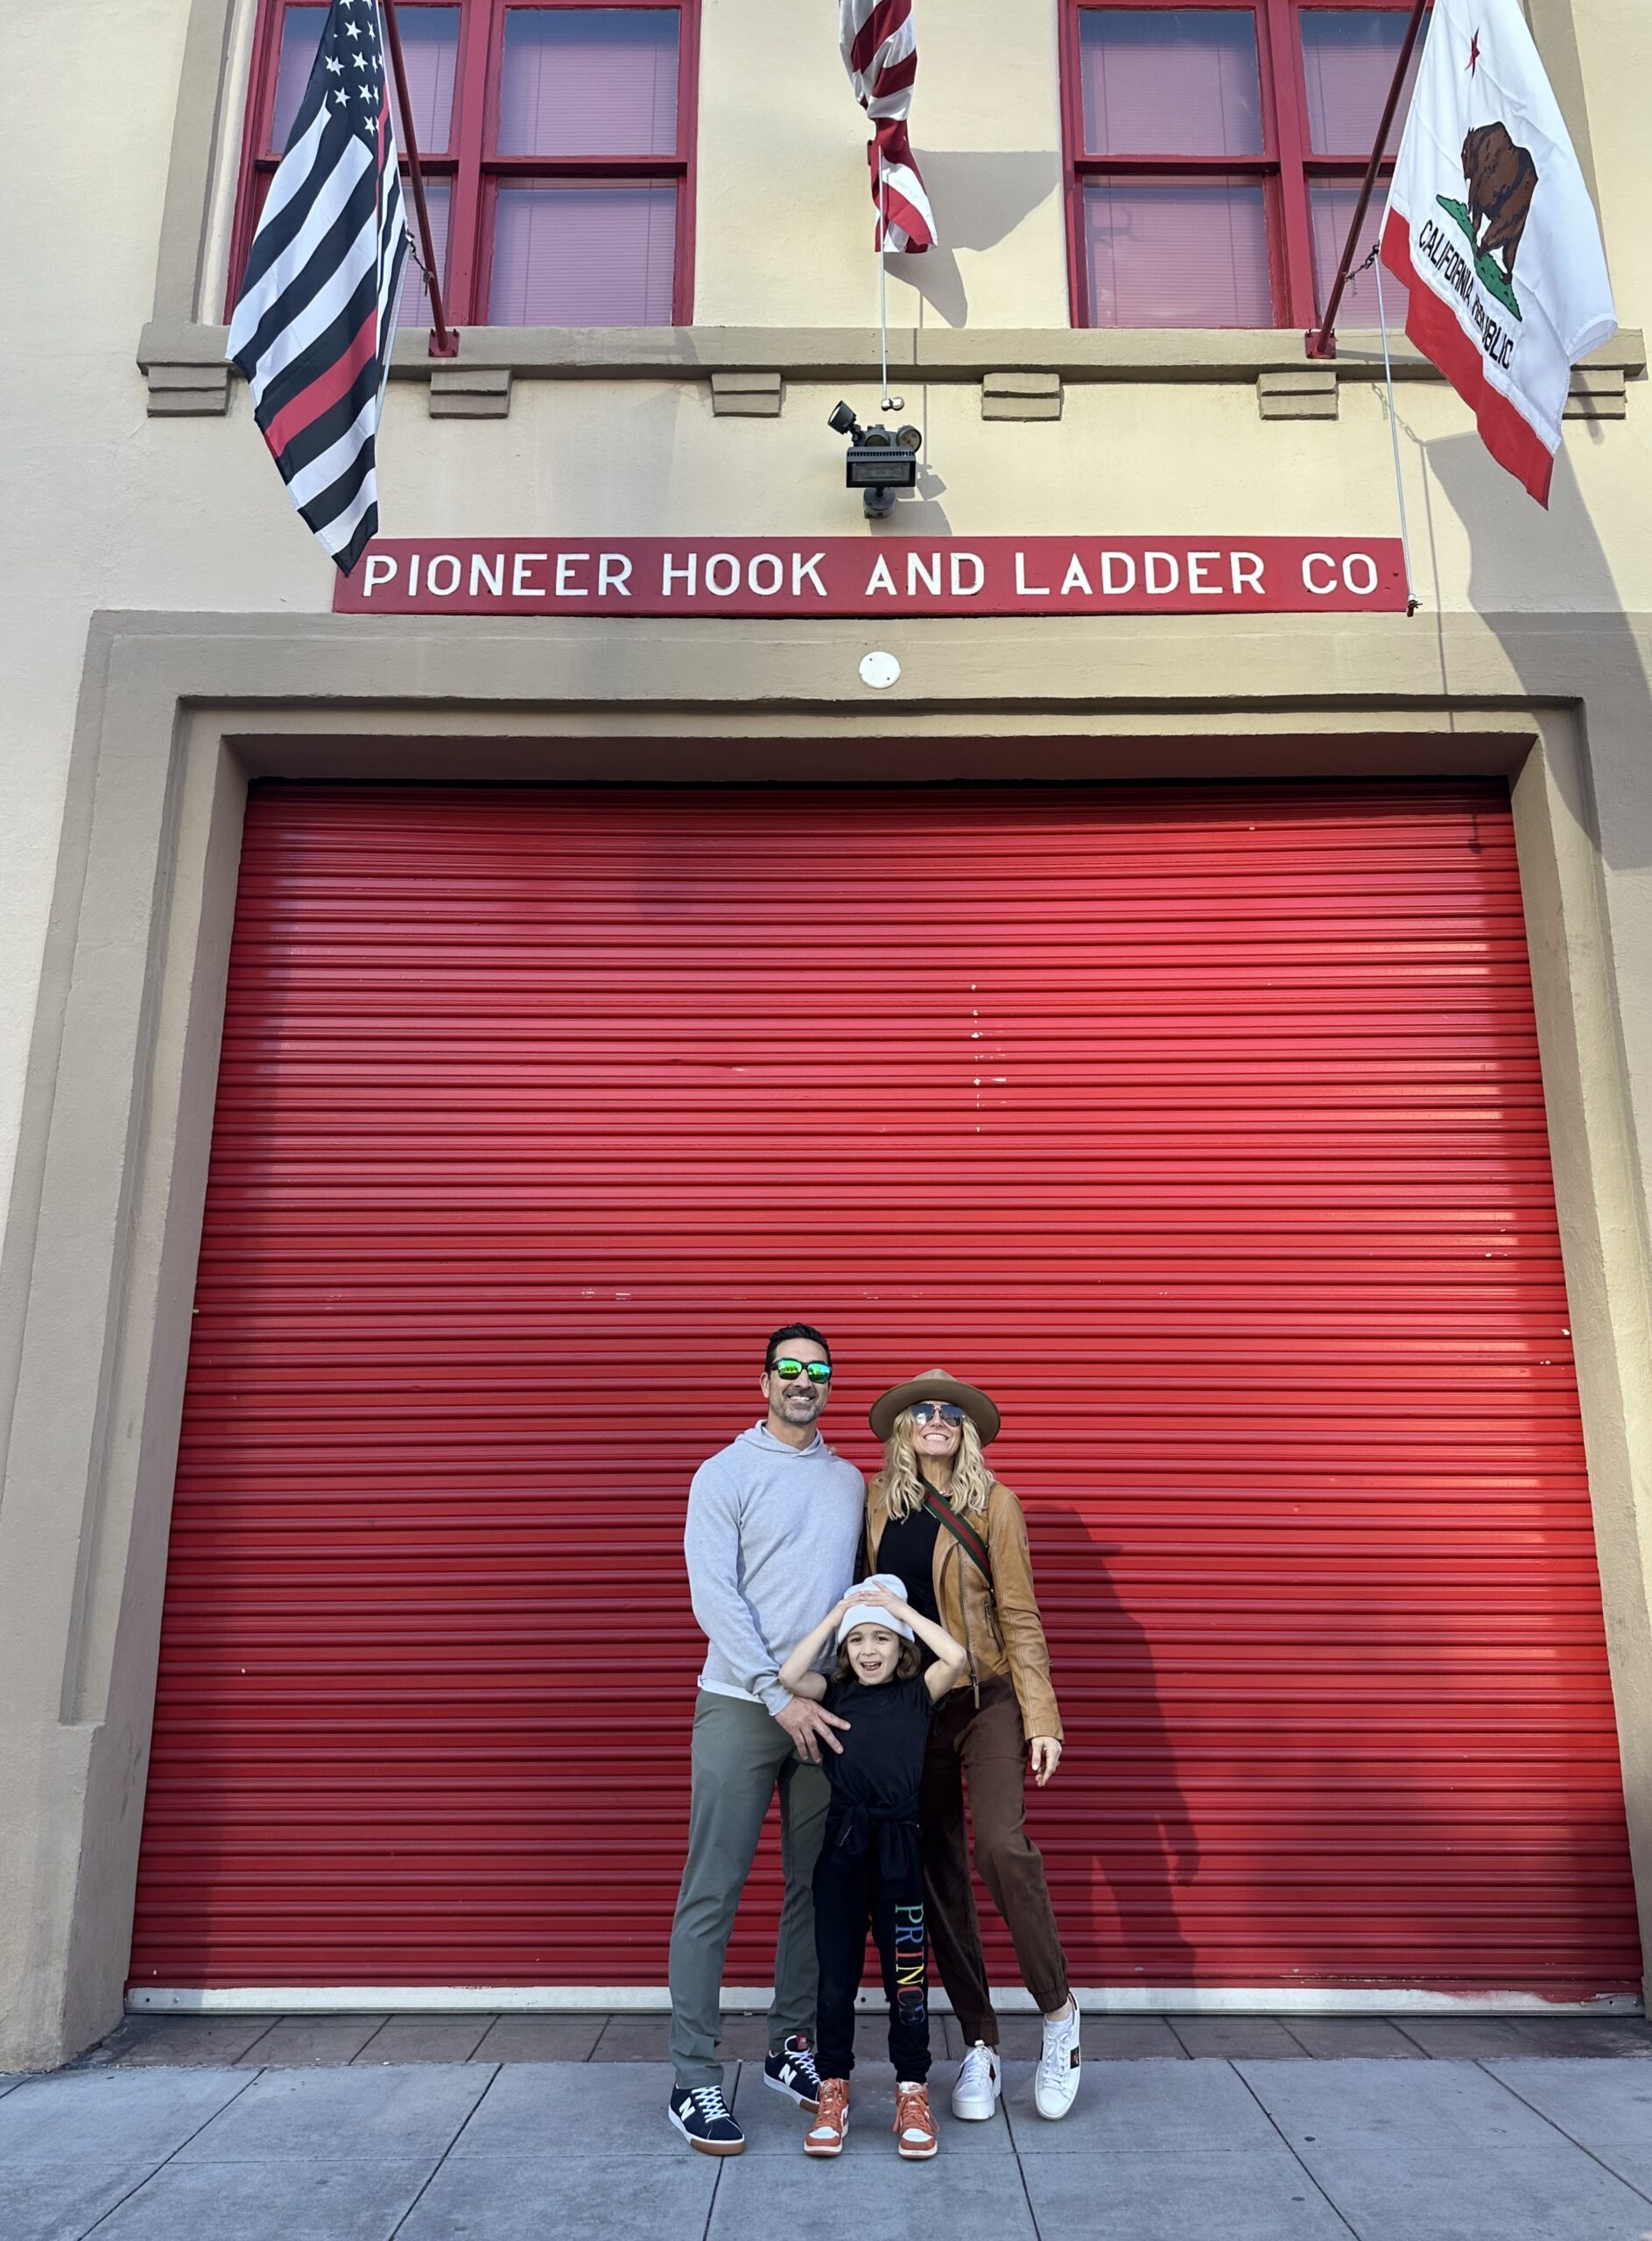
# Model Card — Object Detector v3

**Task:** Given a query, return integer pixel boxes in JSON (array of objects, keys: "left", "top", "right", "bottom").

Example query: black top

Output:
[
  {"left": 878, "top": 1500, "right": 943, "bottom": 1662},
  {"left": 879, "top": 1500, "right": 942, "bottom": 1622},
  {"left": 822, "top": 1674, "right": 937, "bottom": 1818}
]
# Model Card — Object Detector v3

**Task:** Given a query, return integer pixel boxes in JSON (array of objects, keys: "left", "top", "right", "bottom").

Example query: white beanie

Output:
[{"left": 836, "top": 1574, "right": 915, "bottom": 1644}]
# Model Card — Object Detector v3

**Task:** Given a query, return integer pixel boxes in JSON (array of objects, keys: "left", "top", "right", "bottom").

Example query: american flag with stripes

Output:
[
  {"left": 839, "top": 0, "right": 937, "bottom": 253},
  {"left": 228, "top": 0, "right": 411, "bottom": 575}
]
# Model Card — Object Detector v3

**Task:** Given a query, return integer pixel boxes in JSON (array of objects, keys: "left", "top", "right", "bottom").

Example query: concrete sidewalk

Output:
[{"left": 4, "top": 2049, "right": 1651, "bottom": 2241}]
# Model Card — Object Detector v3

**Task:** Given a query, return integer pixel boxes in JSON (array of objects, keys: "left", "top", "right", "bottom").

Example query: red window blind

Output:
[
  {"left": 228, "top": 0, "right": 697, "bottom": 327},
  {"left": 1064, "top": 0, "right": 1427, "bottom": 329}
]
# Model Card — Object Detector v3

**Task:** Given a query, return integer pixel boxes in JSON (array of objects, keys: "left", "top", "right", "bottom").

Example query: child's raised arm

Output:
[
  {"left": 777, "top": 1598, "right": 854, "bottom": 1702},
  {"left": 849, "top": 1581, "right": 968, "bottom": 1702}
]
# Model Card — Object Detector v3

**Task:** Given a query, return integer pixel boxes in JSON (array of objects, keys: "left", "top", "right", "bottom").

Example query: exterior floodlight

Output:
[{"left": 830, "top": 404, "right": 923, "bottom": 518}]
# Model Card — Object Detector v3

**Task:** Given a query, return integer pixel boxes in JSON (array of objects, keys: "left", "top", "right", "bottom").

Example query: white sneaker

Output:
[
  {"left": 1035, "top": 1999, "right": 1082, "bottom": 2118},
  {"left": 951, "top": 2040, "right": 1002, "bottom": 2121}
]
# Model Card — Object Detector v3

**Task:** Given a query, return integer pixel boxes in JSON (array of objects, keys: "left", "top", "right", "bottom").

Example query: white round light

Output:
[{"left": 859, "top": 650, "right": 901, "bottom": 690}]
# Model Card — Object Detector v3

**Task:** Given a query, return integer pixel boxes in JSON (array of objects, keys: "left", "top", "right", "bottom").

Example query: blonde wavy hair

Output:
[{"left": 875, "top": 1406, "right": 996, "bottom": 1521}]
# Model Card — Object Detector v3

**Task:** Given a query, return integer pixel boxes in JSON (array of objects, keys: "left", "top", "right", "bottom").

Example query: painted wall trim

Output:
[
  {"left": 127, "top": 1985, "right": 1645, "bottom": 2018},
  {"left": 2, "top": 605, "right": 1649, "bottom": 2073},
  {"left": 134, "top": 316, "right": 1649, "bottom": 390}
]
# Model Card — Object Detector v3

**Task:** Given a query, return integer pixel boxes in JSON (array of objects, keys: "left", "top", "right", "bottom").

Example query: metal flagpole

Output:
[
  {"left": 1304, "top": 0, "right": 1427, "bottom": 360},
  {"left": 878, "top": 157, "right": 892, "bottom": 406},
  {"left": 380, "top": 0, "right": 459, "bottom": 358},
  {"left": 1372, "top": 251, "right": 1419, "bottom": 615}
]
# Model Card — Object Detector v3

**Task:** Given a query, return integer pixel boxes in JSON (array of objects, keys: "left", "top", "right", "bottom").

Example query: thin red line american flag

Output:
[
  {"left": 227, "top": 0, "right": 410, "bottom": 576},
  {"left": 840, "top": 0, "right": 938, "bottom": 253}
]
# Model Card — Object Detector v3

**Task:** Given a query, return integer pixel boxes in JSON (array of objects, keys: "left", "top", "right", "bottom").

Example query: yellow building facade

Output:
[{"left": 2, "top": 0, "right": 1650, "bottom": 2069}]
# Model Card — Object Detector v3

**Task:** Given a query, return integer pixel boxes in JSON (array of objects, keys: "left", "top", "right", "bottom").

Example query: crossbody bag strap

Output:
[{"left": 922, "top": 1484, "right": 993, "bottom": 1584}]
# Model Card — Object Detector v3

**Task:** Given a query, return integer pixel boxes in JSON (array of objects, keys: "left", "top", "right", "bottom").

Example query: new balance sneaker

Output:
[
  {"left": 667, "top": 2083, "right": 745, "bottom": 2156},
  {"left": 950, "top": 2040, "right": 1002, "bottom": 2121},
  {"left": 804, "top": 2077, "right": 850, "bottom": 2157},
  {"left": 894, "top": 2081, "right": 939, "bottom": 2160},
  {"left": 763, "top": 2032, "right": 821, "bottom": 2111},
  {"left": 1034, "top": 1998, "right": 1082, "bottom": 2119}
]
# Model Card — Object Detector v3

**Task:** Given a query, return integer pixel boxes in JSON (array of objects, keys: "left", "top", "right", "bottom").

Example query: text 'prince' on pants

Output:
[
  {"left": 813, "top": 1808, "right": 932, "bottom": 2085},
  {"left": 668, "top": 1690, "right": 831, "bottom": 2090}
]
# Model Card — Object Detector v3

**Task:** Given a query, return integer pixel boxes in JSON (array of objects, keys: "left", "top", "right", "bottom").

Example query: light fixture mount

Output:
[{"left": 828, "top": 403, "right": 924, "bottom": 519}]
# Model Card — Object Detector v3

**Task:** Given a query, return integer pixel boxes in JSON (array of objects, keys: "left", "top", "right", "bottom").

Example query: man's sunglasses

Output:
[
  {"left": 769, "top": 1358, "right": 833, "bottom": 1385},
  {"left": 911, "top": 1402, "right": 965, "bottom": 1426}
]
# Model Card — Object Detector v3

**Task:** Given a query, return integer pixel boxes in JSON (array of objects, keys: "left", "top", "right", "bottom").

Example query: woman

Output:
[{"left": 865, "top": 1369, "right": 1081, "bottom": 2122}]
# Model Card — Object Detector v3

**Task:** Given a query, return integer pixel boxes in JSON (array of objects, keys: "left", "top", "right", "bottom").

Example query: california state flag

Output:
[{"left": 1381, "top": 0, "right": 1615, "bottom": 504}]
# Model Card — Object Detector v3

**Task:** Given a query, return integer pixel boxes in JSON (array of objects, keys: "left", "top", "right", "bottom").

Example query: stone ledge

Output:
[
  {"left": 710, "top": 369, "right": 784, "bottom": 417},
  {"left": 137, "top": 320, "right": 1648, "bottom": 390},
  {"left": 1565, "top": 367, "right": 1627, "bottom": 420},
  {"left": 428, "top": 366, "right": 511, "bottom": 419},
  {"left": 144, "top": 362, "right": 230, "bottom": 416},
  {"left": 982, "top": 370, "right": 1062, "bottom": 421},
  {"left": 1257, "top": 369, "right": 1339, "bottom": 422}
]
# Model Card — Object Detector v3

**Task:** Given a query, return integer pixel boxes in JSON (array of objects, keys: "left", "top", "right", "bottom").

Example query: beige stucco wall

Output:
[
  {"left": 3, "top": 0, "right": 1652, "bottom": 2066},
  {"left": 4, "top": 0, "right": 1652, "bottom": 1204}
]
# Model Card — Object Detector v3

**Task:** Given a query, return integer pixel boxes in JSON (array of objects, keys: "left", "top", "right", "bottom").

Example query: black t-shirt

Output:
[
  {"left": 822, "top": 1674, "right": 936, "bottom": 1816},
  {"left": 878, "top": 1502, "right": 943, "bottom": 1643}
]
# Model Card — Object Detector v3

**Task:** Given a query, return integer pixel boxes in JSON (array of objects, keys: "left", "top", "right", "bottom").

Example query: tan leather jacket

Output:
[{"left": 865, "top": 1478, "right": 1062, "bottom": 1743}]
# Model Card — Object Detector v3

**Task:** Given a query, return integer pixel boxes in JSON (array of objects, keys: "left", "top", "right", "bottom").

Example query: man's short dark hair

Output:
[{"left": 764, "top": 1323, "right": 831, "bottom": 1371}]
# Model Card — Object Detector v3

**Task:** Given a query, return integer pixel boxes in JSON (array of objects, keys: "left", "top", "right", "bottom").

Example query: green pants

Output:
[{"left": 667, "top": 1690, "right": 832, "bottom": 2090}]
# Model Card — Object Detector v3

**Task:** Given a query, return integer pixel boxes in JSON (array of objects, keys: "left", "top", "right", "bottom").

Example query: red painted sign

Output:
[{"left": 335, "top": 536, "right": 1408, "bottom": 616}]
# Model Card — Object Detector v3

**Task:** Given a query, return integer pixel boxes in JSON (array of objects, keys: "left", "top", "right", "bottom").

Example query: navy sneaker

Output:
[
  {"left": 667, "top": 2083, "right": 745, "bottom": 2156},
  {"left": 763, "top": 2033, "right": 822, "bottom": 2112}
]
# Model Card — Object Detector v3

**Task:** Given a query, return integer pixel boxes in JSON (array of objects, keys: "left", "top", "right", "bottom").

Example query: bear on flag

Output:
[{"left": 1380, "top": 0, "right": 1615, "bottom": 505}]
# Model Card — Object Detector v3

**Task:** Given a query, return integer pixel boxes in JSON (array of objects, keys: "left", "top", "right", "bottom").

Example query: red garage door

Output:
[{"left": 130, "top": 781, "right": 1641, "bottom": 1997}]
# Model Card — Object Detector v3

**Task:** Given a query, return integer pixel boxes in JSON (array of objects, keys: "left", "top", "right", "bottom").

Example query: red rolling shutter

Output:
[{"left": 130, "top": 780, "right": 1640, "bottom": 1996}]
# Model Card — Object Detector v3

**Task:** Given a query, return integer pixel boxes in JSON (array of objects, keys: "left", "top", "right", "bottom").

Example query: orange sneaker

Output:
[
  {"left": 805, "top": 2077, "right": 850, "bottom": 2157},
  {"left": 894, "top": 2081, "right": 938, "bottom": 2160}
]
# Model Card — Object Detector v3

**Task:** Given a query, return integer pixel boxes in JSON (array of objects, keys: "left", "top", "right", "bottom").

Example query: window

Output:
[
  {"left": 1062, "top": 1, "right": 1424, "bottom": 328},
  {"left": 228, "top": 0, "right": 697, "bottom": 327}
]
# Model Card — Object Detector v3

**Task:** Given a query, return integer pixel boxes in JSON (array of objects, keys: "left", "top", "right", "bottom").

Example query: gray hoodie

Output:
[{"left": 685, "top": 1423, "right": 865, "bottom": 1716}]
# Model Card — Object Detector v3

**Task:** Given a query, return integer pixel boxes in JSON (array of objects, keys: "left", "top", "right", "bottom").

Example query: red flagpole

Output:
[
  {"left": 380, "top": 0, "right": 459, "bottom": 359},
  {"left": 1304, "top": 0, "right": 1429, "bottom": 361}
]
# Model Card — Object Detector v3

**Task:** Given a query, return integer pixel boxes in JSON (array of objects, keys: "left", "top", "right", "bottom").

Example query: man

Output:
[{"left": 665, "top": 1324, "right": 865, "bottom": 2154}]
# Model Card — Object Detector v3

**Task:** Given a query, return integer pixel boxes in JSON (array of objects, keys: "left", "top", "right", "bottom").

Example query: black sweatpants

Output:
[{"left": 812, "top": 1816, "right": 931, "bottom": 2083}]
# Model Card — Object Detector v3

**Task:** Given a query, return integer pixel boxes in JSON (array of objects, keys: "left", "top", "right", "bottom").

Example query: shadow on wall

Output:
[
  {"left": 1033, "top": 1503, "right": 1201, "bottom": 1982},
  {"left": 884, "top": 150, "right": 1062, "bottom": 329},
  {"left": 1415, "top": 418, "right": 1652, "bottom": 875},
  {"left": 873, "top": 461, "right": 953, "bottom": 537}
]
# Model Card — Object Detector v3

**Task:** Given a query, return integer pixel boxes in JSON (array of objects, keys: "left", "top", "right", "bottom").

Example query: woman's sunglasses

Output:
[
  {"left": 769, "top": 1358, "right": 833, "bottom": 1385},
  {"left": 910, "top": 1402, "right": 965, "bottom": 1426}
]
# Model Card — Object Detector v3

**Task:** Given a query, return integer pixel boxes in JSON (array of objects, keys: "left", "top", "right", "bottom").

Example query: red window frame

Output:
[
  {"left": 1059, "top": 0, "right": 1417, "bottom": 330},
  {"left": 226, "top": 0, "right": 700, "bottom": 327}
]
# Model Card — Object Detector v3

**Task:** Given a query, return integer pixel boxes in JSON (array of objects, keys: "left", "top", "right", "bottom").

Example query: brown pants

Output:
[{"left": 920, "top": 1676, "right": 1070, "bottom": 2046}]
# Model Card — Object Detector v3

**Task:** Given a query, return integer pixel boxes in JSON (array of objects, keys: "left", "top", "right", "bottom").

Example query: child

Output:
[{"left": 777, "top": 1572, "right": 968, "bottom": 2160}]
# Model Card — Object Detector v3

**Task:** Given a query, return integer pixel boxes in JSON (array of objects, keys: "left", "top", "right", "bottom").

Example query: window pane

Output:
[
  {"left": 1083, "top": 177, "right": 1272, "bottom": 326},
  {"left": 1079, "top": 9, "right": 1264, "bottom": 157},
  {"left": 390, "top": 7, "right": 460, "bottom": 156},
  {"left": 271, "top": 4, "right": 458, "bottom": 155},
  {"left": 271, "top": 5, "right": 327, "bottom": 152},
  {"left": 497, "top": 9, "right": 679, "bottom": 157},
  {"left": 1299, "top": 8, "right": 1425, "bottom": 157},
  {"left": 489, "top": 181, "right": 677, "bottom": 323},
  {"left": 1309, "top": 179, "right": 1409, "bottom": 323},
  {"left": 395, "top": 179, "right": 451, "bottom": 327}
]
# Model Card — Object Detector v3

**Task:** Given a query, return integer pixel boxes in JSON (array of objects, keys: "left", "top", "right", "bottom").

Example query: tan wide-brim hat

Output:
[{"left": 869, "top": 1368, "right": 1002, "bottom": 1445}]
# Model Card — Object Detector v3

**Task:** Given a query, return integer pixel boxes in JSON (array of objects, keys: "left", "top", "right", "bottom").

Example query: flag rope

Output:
[{"left": 1372, "top": 251, "right": 1419, "bottom": 616}]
